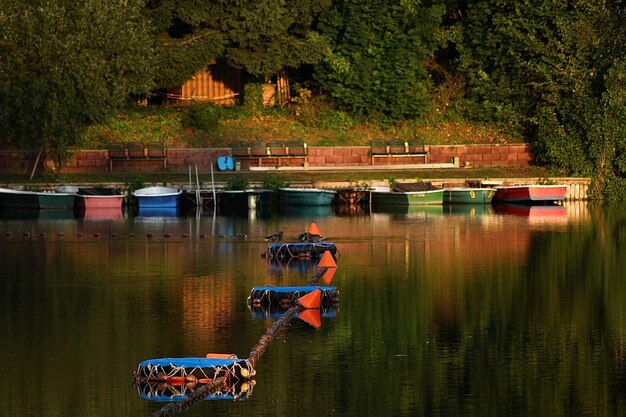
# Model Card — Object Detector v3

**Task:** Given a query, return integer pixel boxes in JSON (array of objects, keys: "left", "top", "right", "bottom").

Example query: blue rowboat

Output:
[{"left": 132, "top": 186, "right": 181, "bottom": 209}]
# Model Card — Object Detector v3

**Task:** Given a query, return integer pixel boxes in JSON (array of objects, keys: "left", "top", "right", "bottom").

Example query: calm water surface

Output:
[{"left": 1, "top": 202, "right": 625, "bottom": 417}]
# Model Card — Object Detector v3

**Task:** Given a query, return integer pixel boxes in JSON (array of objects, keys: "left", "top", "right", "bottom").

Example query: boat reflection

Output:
[
  {"left": 136, "top": 207, "right": 179, "bottom": 218},
  {"left": 371, "top": 205, "right": 444, "bottom": 217},
  {"left": 135, "top": 379, "right": 254, "bottom": 402},
  {"left": 266, "top": 256, "right": 319, "bottom": 274},
  {"left": 75, "top": 207, "right": 123, "bottom": 220},
  {"left": 444, "top": 204, "right": 495, "bottom": 216},
  {"left": 280, "top": 204, "right": 335, "bottom": 218},
  {"left": 495, "top": 203, "right": 567, "bottom": 224},
  {"left": 0, "top": 208, "right": 74, "bottom": 220},
  {"left": 249, "top": 303, "right": 339, "bottom": 320}
]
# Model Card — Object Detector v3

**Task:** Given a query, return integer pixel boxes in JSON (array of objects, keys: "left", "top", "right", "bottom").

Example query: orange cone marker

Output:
[
  {"left": 307, "top": 222, "right": 321, "bottom": 236},
  {"left": 317, "top": 250, "right": 337, "bottom": 268},
  {"left": 322, "top": 268, "right": 336, "bottom": 285},
  {"left": 299, "top": 308, "right": 322, "bottom": 328},
  {"left": 298, "top": 289, "right": 322, "bottom": 309}
]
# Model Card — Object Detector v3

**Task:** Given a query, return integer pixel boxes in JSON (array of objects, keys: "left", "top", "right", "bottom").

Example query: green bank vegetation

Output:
[{"left": 1, "top": 1, "right": 625, "bottom": 199}]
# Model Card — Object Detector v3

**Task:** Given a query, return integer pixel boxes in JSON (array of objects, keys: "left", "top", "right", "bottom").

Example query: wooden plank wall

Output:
[{"left": 169, "top": 61, "right": 242, "bottom": 105}]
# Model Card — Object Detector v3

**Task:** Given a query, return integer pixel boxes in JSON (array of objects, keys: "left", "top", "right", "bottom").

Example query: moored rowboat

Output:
[
  {"left": 443, "top": 188, "right": 495, "bottom": 204},
  {"left": 279, "top": 188, "right": 337, "bottom": 206},
  {"left": 371, "top": 188, "right": 444, "bottom": 206},
  {"left": 0, "top": 187, "right": 74, "bottom": 209},
  {"left": 133, "top": 186, "right": 182, "bottom": 209},
  {"left": 493, "top": 185, "right": 566, "bottom": 204}
]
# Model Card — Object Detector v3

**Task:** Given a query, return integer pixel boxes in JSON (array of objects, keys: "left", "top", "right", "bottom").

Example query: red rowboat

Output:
[{"left": 493, "top": 185, "right": 566, "bottom": 204}]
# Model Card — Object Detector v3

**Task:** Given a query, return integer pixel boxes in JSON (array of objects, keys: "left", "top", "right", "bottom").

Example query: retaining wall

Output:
[{"left": 0, "top": 144, "right": 533, "bottom": 175}]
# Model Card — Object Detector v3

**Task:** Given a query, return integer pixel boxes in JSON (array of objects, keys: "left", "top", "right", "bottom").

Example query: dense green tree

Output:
[
  {"left": 143, "top": 0, "right": 226, "bottom": 88},
  {"left": 146, "top": 0, "right": 329, "bottom": 86},
  {"left": 315, "top": 0, "right": 445, "bottom": 119},
  {"left": 453, "top": 0, "right": 626, "bottom": 190},
  {"left": 217, "top": 0, "right": 331, "bottom": 77},
  {"left": 0, "top": 0, "right": 154, "bottom": 167}
]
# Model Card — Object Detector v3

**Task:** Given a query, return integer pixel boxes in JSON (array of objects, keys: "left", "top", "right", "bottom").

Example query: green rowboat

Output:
[
  {"left": 371, "top": 188, "right": 444, "bottom": 206},
  {"left": 443, "top": 188, "right": 495, "bottom": 204}
]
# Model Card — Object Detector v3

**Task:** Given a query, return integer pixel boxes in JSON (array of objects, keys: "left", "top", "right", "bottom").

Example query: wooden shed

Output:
[
  {"left": 166, "top": 60, "right": 242, "bottom": 105},
  {"left": 162, "top": 60, "right": 290, "bottom": 107}
]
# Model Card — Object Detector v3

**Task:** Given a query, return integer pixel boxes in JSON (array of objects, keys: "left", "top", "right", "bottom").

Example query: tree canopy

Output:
[
  {"left": 0, "top": 0, "right": 154, "bottom": 165},
  {"left": 314, "top": 0, "right": 445, "bottom": 119}
]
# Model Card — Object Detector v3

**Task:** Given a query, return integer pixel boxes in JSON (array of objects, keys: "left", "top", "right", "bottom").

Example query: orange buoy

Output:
[
  {"left": 322, "top": 267, "right": 336, "bottom": 285},
  {"left": 298, "top": 289, "right": 321, "bottom": 309},
  {"left": 299, "top": 308, "right": 322, "bottom": 328},
  {"left": 317, "top": 250, "right": 337, "bottom": 268},
  {"left": 307, "top": 222, "right": 321, "bottom": 236},
  {"left": 205, "top": 353, "right": 238, "bottom": 359}
]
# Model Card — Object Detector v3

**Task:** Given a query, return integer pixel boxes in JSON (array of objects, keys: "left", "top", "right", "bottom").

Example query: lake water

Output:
[{"left": 1, "top": 202, "right": 625, "bottom": 417}]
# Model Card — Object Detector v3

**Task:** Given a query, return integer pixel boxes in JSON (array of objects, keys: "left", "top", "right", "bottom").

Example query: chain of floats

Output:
[{"left": 149, "top": 266, "right": 329, "bottom": 417}]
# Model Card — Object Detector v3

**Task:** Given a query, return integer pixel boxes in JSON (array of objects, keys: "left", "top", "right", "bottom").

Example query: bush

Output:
[
  {"left": 262, "top": 172, "right": 290, "bottom": 191},
  {"left": 225, "top": 175, "right": 249, "bottom": 190},
  {"left": 183, "top": 103, "right": 225, "bottom": 132}
]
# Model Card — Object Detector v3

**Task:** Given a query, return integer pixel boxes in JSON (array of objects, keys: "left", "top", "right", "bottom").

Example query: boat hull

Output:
[
  {"left": 494, "top": 185, "right": 566, "bottom": 203},
  {"left": 133, "top": 187, "right": 181, "bottom": 209},
  {"left": 75, "top": 195, "right": 124, "bottom": 209},
  {"left": 279, "top": 188, "right": 337, "bottom": 206},
  {"left": 219, "top": 189, "right": 275, "bottom": 210},
  {"left": 38, "top": 193, "right": 74, "bottom": 209},
  {"left": 443, "top": 188, "right": 495, "bottom": 204},
  {"left": 0, "top": 188, "right": 74, "bottom": 209},
  {"left": 371, "top": 189, "right": 444, "bottom": 206}
]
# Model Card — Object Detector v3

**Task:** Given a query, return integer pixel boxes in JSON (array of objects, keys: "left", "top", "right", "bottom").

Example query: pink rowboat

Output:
[
  {"left": 493, "top": 185, "right": 566, "bottom": 204},
  {"left": 56, "top": 186, "right": 126, "bottom": 209}
]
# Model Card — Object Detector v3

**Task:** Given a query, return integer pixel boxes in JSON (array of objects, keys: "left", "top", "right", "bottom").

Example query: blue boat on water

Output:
[{"left": 132, "top": 186, "right": 181, "bottom": 209}]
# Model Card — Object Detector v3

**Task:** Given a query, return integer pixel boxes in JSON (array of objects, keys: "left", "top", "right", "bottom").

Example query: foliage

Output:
[
  {"left": 242, "top": 83, "right": 265, "bottom": 115},
  {"left": 453, "top": 0, "right": 626, "bottom": 187},
  {"left": 224, "top": 175, "right": 249, "bottom": 190},
  {"left": 215, "top": 0, "right": 331, "bottom": 76},
  {"left": 81, "top": 105, "right": 184, "bottom": 149},
  {"left": 182, "top": 103, "right": 226, "bottom": 132},
  {"left": 145, "top": 0, "right": 330, "bottom": 82},
  {"left": 0, "top": 0, "right": 154, "bottom": 167},
  {"left": 262, "top": 172, "right": 291, "bottom": 191},
  {"left": 315, "top": 0, "right": 445, "bottom": 119}
]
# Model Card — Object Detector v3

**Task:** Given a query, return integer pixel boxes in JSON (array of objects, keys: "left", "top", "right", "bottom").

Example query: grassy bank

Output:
[{"left": 81, "top": 102, "right": 523, "bottom": 150}]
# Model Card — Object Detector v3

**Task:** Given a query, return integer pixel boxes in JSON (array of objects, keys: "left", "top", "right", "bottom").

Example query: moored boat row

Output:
[
  {"left": 370, "top": 184, "right": 567, "bottom": 207},
  {"left": 0, "top": 186, "right": 183, "bottom": 211}
]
